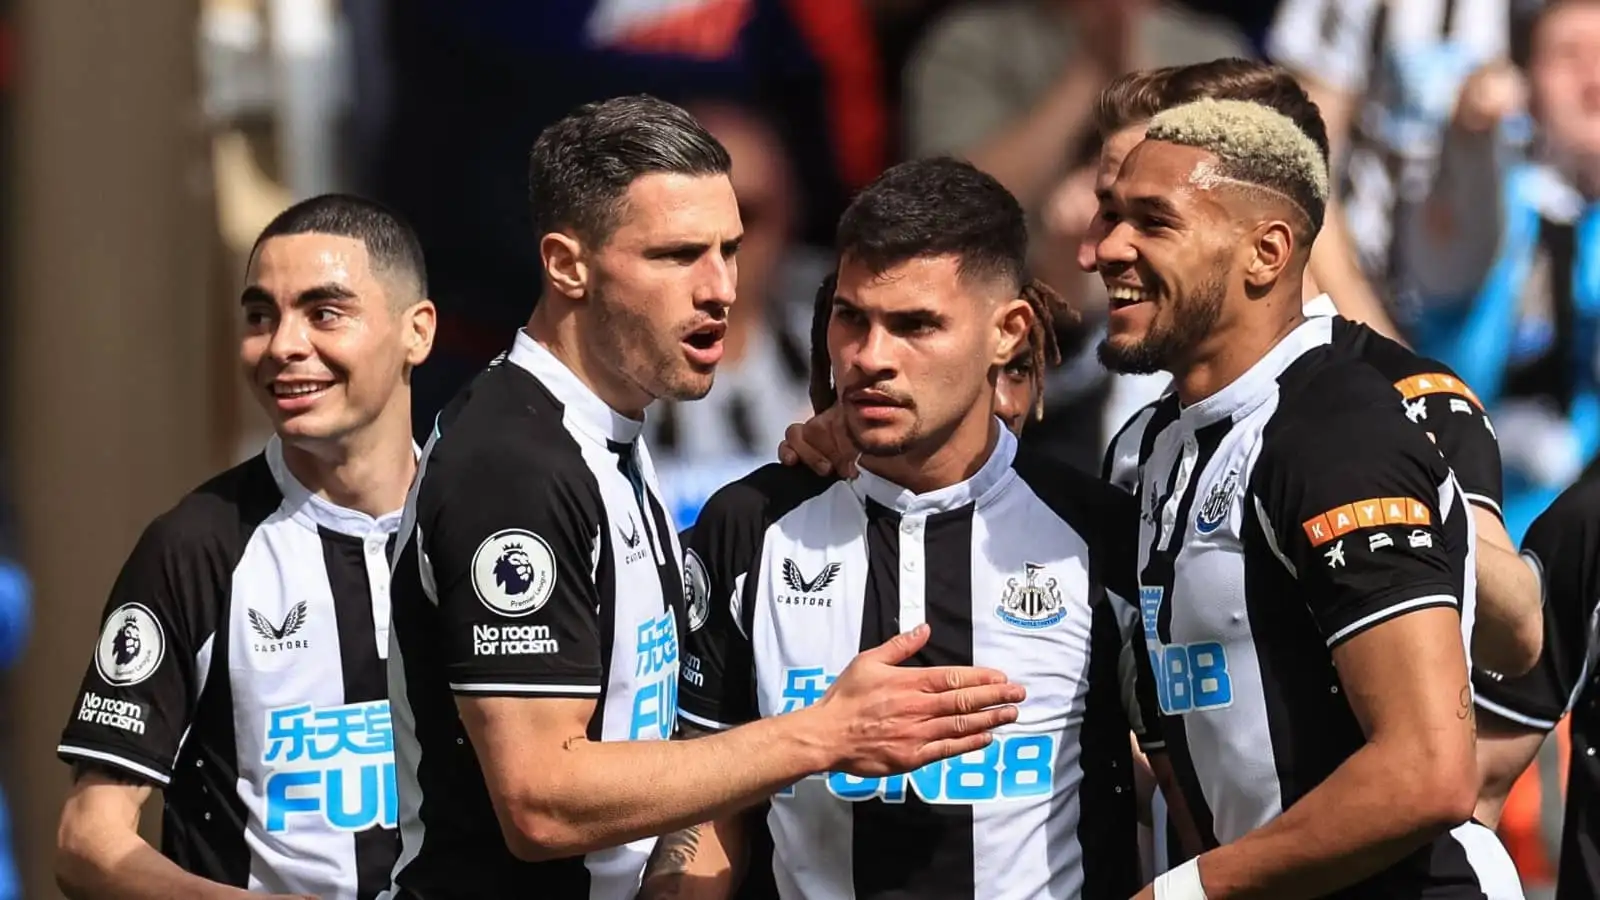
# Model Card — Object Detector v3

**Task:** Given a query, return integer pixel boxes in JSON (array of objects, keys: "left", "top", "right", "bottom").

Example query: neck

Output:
[
  {"left": 528, "top": 300, "right": 650, "bottom": 419},
  {"left": 279, "top": 401, "right": 417, "bottom": 519},
  {"left": 1172, "top": 281, "right": 1306, "bottom": 407},
  {"left": 859, "top": 411, "right": 1000, "bottom": 496}
]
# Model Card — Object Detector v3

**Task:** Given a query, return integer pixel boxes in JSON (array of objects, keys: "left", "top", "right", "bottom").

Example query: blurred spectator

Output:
[
  {"left": 0, "top": 479, "right": 28, "bottom": 900},
  {"left": 1266, "top": 0, "right": 1520, "bottom": 338},
  {"left": 902, "top": 0, "right": 1250, "bottom": 470},
  {"left": 363, "top": 0, "right": 886, "bottom": 440},
  {"left": 647, "top": 101, "right": 824, "bottom": 466},
  {"left": 1407, "top": 0, "right": 1600, "bottom": 540}
]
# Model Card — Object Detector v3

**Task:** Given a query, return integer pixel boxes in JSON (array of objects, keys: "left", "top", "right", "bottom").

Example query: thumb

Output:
[{"left": 865, "top": 623, "right": 930, "bottom": 665}]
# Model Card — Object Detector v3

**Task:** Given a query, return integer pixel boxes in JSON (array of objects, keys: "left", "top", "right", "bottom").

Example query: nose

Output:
[
  {"left": 265, "top": 314, "right": 313, "bottom": 364},
  {"left": 697, "top": 252, "right": 737, "bottom": 312},
  {"left": 1095, "top": 219, "right": 1138, "bottom": 272},
  {"left": 851, "top": 323, "right": 896, "bottom": 378}
]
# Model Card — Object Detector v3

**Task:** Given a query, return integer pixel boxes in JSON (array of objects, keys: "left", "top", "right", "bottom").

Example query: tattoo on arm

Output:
[{"left": 1458, "top": 685, "right": 1476, "bottom": 737}]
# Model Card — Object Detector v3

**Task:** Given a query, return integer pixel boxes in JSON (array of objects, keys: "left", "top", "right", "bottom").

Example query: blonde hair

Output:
[{"left": 1144, "top": 98, "right": 1329, "bottom": 239}]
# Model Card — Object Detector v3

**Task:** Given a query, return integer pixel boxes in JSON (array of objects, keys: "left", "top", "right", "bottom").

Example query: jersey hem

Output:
[
  {"left": 1324, "top": 592, "right": 1458, "bottom": 648},
  {"left": 448, "top": 681, "right": 602, "bottom": 697},
  {"left": 1471, "top": 694, "right": 1559, "bottom": 731},
  {"left": 1462, "top": 493, "right": 1503, "bottom": 518},
  {"left": 676, "top": 708, "right": 737, "bottom": 731},
  {"left": 56, "top": 744, "right": 172, "bottom": 786}
]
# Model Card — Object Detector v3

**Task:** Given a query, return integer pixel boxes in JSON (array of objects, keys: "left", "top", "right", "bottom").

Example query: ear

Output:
[
  {"left": 991, "top": 297, "right": 1034, "bottom": 368},
  {"left": 541, "top": 231, "right": 589, "bottom": 300},
  {"left": 401, "top": 298, "right": 438, "bottom": 368},
  {"left": 1243, "top": 220, "right": 1296, "bottom": 289}
]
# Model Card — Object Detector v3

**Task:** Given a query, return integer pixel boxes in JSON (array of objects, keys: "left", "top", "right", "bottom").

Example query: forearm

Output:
[
  {"left": 1471, "top": 534, "right": 1543, "bottom": 677},
  {"left": 503, "top": 710, "right": 829, "bottom": 860},
  {"left": 963, "top": 59, "right": 1105, "bottom": 208},
  {"left": 1148, "top": 751, "right": 1204, "bottom": 862},
  {"left": 1193, "top": 741, "right": 1470, "bottom": 899},
  {"left": 58, "top": 830, "right": 252, "bottom": 900},
  {"left": 638, "top": 814, "right": 748, "bottom": 900},
  {"left": 1406, "top": 127, "right": 1501, "bottom": 300}
]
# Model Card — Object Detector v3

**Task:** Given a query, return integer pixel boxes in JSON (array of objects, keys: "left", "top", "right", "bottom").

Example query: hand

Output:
[
  {"left": 809, "top": 624, "right": 1025, "bottom": 776},
  {"left": 777, "top": 406, "right": 858, "bottom": 479},
  {"left": 1452, "top": 60, "right": 1526, "bottom": 134}
]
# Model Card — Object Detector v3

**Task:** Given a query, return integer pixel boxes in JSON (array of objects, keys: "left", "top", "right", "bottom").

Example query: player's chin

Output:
[
  {"left": 1095, "top": 334, "right": 1164, "bottom": 376},
  {"left": 845, "top": 416, "right": 913, "bottom": 458},
  {"left": 659, "top": 366, "right": 716, "bottom": 402}
]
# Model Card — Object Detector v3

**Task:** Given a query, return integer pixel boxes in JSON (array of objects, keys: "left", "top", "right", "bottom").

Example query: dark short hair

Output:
[
  {"left": 251, "top": 193, "right": 427, "bottom": 298},
  {"left": 528, "top": 94, "right": 732, "bottom": 244},
  {"left": 834, "top": 156, "right": 1028, "bottom": 288},
  {"left": 1093, "top": 59, "right": 1332, "bottom": 175}
]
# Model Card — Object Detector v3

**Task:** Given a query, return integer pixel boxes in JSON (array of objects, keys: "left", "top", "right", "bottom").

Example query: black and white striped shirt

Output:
[
  {"left": 385, "top": 331, "right": 685, "bottom": 900},
  {"left": 1115, "top": 315, "right": 1522, "bottom": 897},
  {"left": 679, "top": 426, "right": 1142, "bottom": 899},
  {"left": 58, "top": 437, "right": 402, "bottom": 898}
]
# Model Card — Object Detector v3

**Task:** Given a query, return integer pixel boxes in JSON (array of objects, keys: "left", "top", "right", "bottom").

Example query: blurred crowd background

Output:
[{"left": 1, "top": 0, "right": 1596, "bottom": 896}]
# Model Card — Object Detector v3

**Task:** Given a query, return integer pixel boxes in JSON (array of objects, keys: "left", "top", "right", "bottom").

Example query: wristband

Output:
[{"left": 1153, "top": 857, "right": 1208, "bottom": 900}]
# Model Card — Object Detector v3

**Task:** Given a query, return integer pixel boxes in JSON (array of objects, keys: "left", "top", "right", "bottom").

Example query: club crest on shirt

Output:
[
  {"left": 471, "top": 529, "right": 557, "bottom": 617},
  {"left": 996, "top": 563, "right": 1067, "bottom": 629},
  {"left": 683, "top": 549, "right": 711, "bottom": 632},
  {"left": 95, "top": 602, "right": 165, "bottom": 687},
  {"left": 1194, "top": 470, "right": 1239, "bottom": 535}
]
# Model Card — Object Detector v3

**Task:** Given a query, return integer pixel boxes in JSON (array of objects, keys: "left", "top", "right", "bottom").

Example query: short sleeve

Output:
[
  {"left": 1265, "top": 0, "right": 1379, "bottom": 94},
  {"left": 678, "top": 483, "right": 769, "bottom": 731},
  {"left": 1391, "top": 370, "right": 1505, "bottom": 518},
  {"left": 1473, "top": 479, "right": 1600, "bottom": 730},
  {"left": 57, "top": 519, "right": 214, "bottom": 786},
  {"left": 421, "top": 449, "right": 605, "bottom": 697},
  {"left": 1254, "top": 392, "right": 1468, "bottom": 649}
]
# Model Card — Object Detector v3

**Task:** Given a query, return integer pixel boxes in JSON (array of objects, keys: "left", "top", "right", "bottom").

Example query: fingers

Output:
[
  {"left": 913, "top": 664, "right": 1013, "bottom": 691},
  {"left": 859, "top": 623, "right": 930, "bottom": 665},
  {"left": 921, "top": 681, "right": 1027, "bottom": 717},
  {"left": 913, "top": 733, "right": 996, "bottom": 768},
  {"left": 919, "top": 704, "right": 1021, "bottom": 748}
]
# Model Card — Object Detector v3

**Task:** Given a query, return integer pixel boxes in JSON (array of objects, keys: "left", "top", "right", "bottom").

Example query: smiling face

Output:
[
  {"left": 1093, "top": 139, "right": 1238, "bottom": 375},
  {"left": 1078, "top": 124, "right": 1150, "bottom": 274},
  {"left": 578, "top": 171, "right": 743, "bottom": 406},
  {"left": 240, "top": 233, "right": 433, "bottom": 448},
  {"left": 829, "top": 254, "right": 1030, "bottom": 459}
]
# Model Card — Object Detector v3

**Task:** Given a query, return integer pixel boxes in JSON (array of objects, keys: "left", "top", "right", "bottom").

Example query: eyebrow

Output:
[
  {"left": 1121, "top": 193, "right": 1183, "bottom": 220},
  {"left": 239, "top": 282, "right": 360, "bottom": 306},
  {"left": 644, "top": 233, "right": 745, "bottom": 257}
]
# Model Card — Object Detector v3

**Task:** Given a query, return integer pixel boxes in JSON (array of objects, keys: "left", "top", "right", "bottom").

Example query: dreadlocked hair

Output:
[
  {"left": 808, "top": 273, "right": 838, "bottom": 414},
  {"left": 1019, "top": 277, "right": 1068, "bottom": 421}
]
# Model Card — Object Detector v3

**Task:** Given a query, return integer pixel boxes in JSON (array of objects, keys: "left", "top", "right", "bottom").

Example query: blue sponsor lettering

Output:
[
  {"left": 1149, "top": 641, "right": 1234, "bottom": 714},
  {"left": 630, "top": 611, "right": 679, "bottom": 739},
  {"left": 262, "top": 700, "right": 396, "bottom": 833},
  {"left": 819, "top": 734, "right": 1056, "bottom": 804}
]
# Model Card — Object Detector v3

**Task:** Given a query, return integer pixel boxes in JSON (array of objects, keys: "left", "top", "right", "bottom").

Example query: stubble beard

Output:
[{"left": 1096, "top": 265, "right": 1227, "bottom": 376}]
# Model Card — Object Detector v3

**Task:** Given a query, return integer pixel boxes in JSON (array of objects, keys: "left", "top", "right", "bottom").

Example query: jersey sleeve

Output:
[
  {"left": 1254, "top": 393, "right": 1468, "bottom": 649},
  {"left": 421, "top": 447, "right": 605, "bottom": 697},
  {"left": 57, "top": 518, "right": 215, "bottom": 786},
  {"left": 1473, "top": 480, "right": 1600, "bottom": 730},
  {"left": 1392, "top": 370, "right": 1505, "bottom": 518},
  {"left": 678, "top": 481, "right": 769, "bottom": 731}
]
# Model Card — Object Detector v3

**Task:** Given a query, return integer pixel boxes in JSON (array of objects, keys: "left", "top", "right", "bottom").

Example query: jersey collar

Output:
[
  {"left": 507, "top": 329, "right": 646, "bottom": 445},
  {"left": 265, "top": 435, "right": 410, "bottom": 537},
  {"left": 853, "top": 424, "right": 1017, "bottom": 516},
  {"left": 1179, "top": 314, "right": 1333, "bottom": 429},
  {"left": 1302, "top": 293, "right": 1338, "bottom": 318}
]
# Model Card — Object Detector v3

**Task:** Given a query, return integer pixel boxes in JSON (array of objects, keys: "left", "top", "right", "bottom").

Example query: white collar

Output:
[
  {"left": 264, "top": 435, "right": 412, "bottom": 537},
  {"left": 506, "top": 329, "right": 645, "bottom": 445},
  {"left": 1179, "top": 315, "right": 1333, "bottom": 429},
  {"left": 852, "top": 425, "right": 1017, "bottom": 516},
  {"left": 1301, "top": 292, "right": 1339, "bottom": 318}
]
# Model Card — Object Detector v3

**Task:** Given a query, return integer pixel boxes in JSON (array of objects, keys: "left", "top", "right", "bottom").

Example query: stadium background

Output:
[{"left": 0, "top": 1, "right": 1579, "bottom": 897}]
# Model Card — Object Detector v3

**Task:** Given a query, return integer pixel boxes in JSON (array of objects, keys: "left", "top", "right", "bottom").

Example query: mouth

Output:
[
  {"left": 843, "top": 388, "right": 909, "bottom": 419},
  {"left": 267, "top": 379, "right": 335, "bottom": 410},
  {"left": 681, "top": 321, "right": 727, "bottom": 367},
  {"left": 1105, "top": 282, "right": 1157, "bottom": 312}
]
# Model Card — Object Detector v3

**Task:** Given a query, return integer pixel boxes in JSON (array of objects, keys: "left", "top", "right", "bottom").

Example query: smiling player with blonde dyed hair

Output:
[{"left": 1091, "top": 96, "right": 1524, "bottom": 899}]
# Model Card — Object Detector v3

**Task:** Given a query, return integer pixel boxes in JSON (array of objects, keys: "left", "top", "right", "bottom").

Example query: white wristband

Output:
[{"left": 1153, "top": 857, "right": 1208, "bottom": 900}]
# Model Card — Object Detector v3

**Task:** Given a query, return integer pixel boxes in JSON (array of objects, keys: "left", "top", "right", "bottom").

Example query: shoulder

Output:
[
  {"left": 1264, "top": 348, "right": 1447, "bottom": 476},
  {"left": 1332, "top": 318, "right": 1484, "bottom": 405},
  {"left": 422, "top": 374, "right": 596, "bottom": 498},
  {"left": 137, "top": 455, "right": 282, "bottom": 562},
  {"left": 1014, "top": 447, "right": 1136, "bottom": 529},
  {"left": 696, "top": 464, "right": 839, "bottom": 533},
  {"left": 1102, "top": 395, "right": 1175, "bottom": 489}
]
